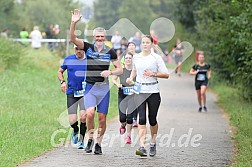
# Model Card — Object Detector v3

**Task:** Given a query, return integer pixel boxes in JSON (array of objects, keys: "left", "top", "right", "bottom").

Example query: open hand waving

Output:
[{"left": 71, "top": 9, "right": 82, "bottom": 23}]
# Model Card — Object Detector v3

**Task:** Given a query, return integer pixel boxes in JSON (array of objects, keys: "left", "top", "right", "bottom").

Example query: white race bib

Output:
[
  {"left": 74, "top": 90, "right": 84, "bottom": 97},
  {"left": 197, "top": 74, "right": 206, "bottom": 81}
]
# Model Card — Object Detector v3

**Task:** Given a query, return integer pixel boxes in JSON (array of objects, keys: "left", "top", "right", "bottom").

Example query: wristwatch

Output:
[{"left": 60, "top": 80, "right": 66, "bottom": 84}]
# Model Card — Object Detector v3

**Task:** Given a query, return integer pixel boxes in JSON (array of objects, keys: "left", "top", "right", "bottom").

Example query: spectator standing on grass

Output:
[
  {"left": 29, "top": 26, "right": 42, "bottom": 49},
  {"left": 20, "top": 28, "right": 29, "bottom": 46}
]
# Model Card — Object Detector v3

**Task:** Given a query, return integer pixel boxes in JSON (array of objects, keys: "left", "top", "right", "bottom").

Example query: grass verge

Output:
[
  {"left": 211, "top": 82, "right": 252, "bottom": 166},
  {"left": 0, "top": 46, "right": 118, "bottom": 167}
]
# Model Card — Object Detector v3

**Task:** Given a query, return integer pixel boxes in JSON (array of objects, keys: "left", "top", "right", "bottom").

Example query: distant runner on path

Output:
[{"left": 190, "top": 52, "right": 212, "bottom": 112}]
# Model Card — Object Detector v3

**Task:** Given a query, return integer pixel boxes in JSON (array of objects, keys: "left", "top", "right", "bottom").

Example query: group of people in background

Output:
[
  {"left": 109, "top": 29, "right": 187, "bottom": 78},
  {"left": 0, "top": 24, "right": 60, "bottom": 50},
  {"left": 57, "top": 8, "right": 212, "bottom": 158},
  {"left": 109, "top": 31, "right": 142, "bottom": 58}
]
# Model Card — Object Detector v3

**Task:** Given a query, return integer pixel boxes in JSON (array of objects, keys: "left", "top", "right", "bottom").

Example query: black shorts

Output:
[
  {"left": 195, "top": 80, "right": 208, "bottom": 90},
  {"left": 67, "top": 94, "right": 85, "bottom": 114},
  {"left": 175, "top": 55, "right": 183, "bottom": 64}
]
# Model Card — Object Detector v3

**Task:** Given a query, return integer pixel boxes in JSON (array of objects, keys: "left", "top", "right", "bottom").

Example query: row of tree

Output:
[
  {"left": 174, "top": 0, "right": 252, "bottom": 101},
  {"left": 0, "top": 0, "right": 83, "bottom": 38}
]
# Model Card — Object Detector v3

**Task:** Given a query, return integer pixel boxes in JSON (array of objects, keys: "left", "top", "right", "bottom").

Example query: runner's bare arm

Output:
[
  {"left": 189, "top": 68, "right": 197, "bottom": 75},
  {"left": 100, "top": 59, "right": 123, "bottom": 78},
  {"left": 208, "top": 69, "right": 212, "bottom": 79},
  {"left": 70, "top": 9, "right": 84, "bottom": 49},
  {"left": 110, "top": 59, "right": 123, "bottom": 76},
  {"left": 58, "top": 68, "right": 65, "bottom": 81},
  {"left": 111, "top": 75, "right": 122, "bottom": 88},
  {"left": 126, "top": 70, "right": 136, "bottom": 85},
  {"left": 57, "top": 68, "right": 67, "bottom": 93}
]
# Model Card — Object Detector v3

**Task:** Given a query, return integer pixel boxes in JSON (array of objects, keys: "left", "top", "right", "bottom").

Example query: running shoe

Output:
[
  {"left": 71, "top": 132, "right": 78, "bottom": 144},
  {"left": 120, "top": 125, "right": 126, "bottom": 135},
  {"left": 94, "top": 143, "right": 102, "bottom": 155},
  {"left": 203, "top": 106, "right": 207, "bottom": 112},
  {"left": 85, "top": 139, "right": 94, "bottom": 153},
  {"left": 198, "top": 107, "right": 202, "bottom": 112},
  {"left": 125, "top": 136, "right": 131, "bottom": 144},
  {"left": 133, "top": 120, "right": 138, "bottom": 127},
  {"left": 136, "top": 147, "right": 147, "bottom": 157},
  {"left": 77, "top": 140, "right": 84, "bottom": 149},
  {"left": 149, "top": 143, "right": 156, "bottom": 157}
]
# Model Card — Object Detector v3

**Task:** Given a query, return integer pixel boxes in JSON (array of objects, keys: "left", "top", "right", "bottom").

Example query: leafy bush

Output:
[
  {"left": 0, "top": 38, "right": 25, "bottom": 70},
  {"left": 194, "top": 0, "right": 252, "bottom": 101}
]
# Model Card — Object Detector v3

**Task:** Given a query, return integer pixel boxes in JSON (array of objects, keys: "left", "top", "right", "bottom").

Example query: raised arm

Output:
[{"left": 70, "top": 9, "right": 84, "bottom": 49}]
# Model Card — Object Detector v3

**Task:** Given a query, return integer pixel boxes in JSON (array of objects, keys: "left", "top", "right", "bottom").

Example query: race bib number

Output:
[
  {"left": 74, "top": 90, "right": 84, "bottom": 97},
  {"left": 133, "top": 82, "right": 141, "bottom": 94},
  {"left": 197, "top": 74, "right": 206, "bottom": 81},
  {"left": 123, "top": 86, "right": 134, "bottom": 95}
]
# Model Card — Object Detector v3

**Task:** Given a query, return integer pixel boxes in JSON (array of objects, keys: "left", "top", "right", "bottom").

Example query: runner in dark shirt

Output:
[
  {"left": 190, "top": 52, "right": 212, "bottom": 112},
  {"left": 70, "top": 9, "right": 123, "bottom": 155}
]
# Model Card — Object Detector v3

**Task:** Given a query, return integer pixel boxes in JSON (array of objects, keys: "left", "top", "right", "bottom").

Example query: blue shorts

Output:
[{"left": 84, "top": 83, "right": 110, "bottom": 115}]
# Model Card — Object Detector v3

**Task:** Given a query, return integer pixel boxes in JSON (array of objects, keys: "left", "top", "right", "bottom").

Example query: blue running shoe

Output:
[
  {"left": 71, "top": 132, "right": 78, "bottom": 144},
  {"left": 77, "top": 141, "right": 85, "bottom": 149}
]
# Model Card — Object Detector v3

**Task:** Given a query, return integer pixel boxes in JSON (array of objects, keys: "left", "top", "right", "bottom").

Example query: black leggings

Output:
[
  {"left": 134, "top": 93, "right": 161, "bottom": 126},
  {"left": 118, "top": 92, "right": 136, "bottom": 124}
]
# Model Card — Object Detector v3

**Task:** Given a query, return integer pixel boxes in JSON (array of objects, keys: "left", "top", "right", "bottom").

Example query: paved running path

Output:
[{"left": 19, "top": 73, "right": 233, "bottom": 167}]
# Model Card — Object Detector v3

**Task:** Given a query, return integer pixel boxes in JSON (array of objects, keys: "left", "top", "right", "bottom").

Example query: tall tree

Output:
[
  {"left": 173, "top": 0, "right": 204, "bottom": 32},
  {"left": 119, "top": 0, "right": 156, "bottom": 35},
  {"left": 0, "top": 0, "right": 16, "bottom": 36},
  {"left": 148, "top": 0, "right": 176, "bottom": 19},
  {"left": 195, "top": 0, "right": 252, "bottom": 100},
  {"left": 0, "top": 0, "right": 81, "bottom": 37},
  {"left": 91, "top": 0, "right": 123, "bottom": 29}
]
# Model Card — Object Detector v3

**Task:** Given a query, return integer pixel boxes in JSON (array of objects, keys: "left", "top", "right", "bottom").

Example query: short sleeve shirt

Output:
[
  {"left": 83, "top": 42, "right": 117, "bottom": 83},
  {"left": 133, "top": 52, "right": 168, "bottom": 93},
  {"left": 61, "top": 54, "right": 87, "bottom": 94},
  {"left": 192, "top": 64, "right": 211, "bottom": 81}
]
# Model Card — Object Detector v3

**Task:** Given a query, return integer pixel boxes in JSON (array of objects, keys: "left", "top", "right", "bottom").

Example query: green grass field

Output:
[
  {"left": 211, "top": 83, "right": 252, "bottom": 167},
  {"left": 0, "top": 46, "right": 119, "bottom": 167}
]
